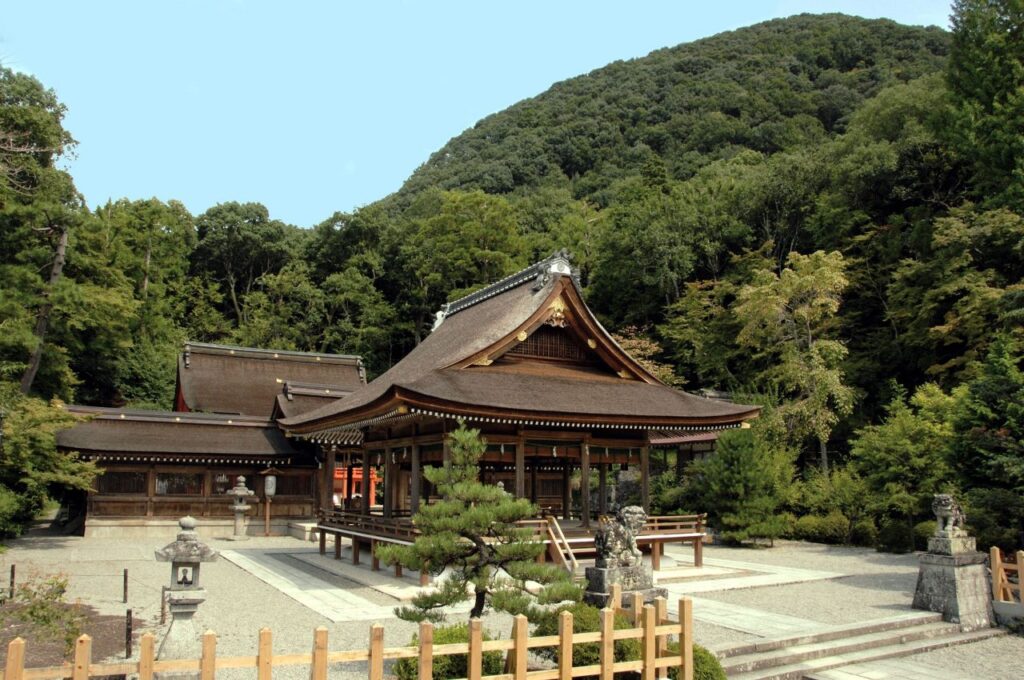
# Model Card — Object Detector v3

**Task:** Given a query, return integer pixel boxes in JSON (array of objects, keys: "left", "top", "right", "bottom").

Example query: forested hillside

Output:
[{"left": 2, "top": 5, "right": 1022, "bottom": 547}]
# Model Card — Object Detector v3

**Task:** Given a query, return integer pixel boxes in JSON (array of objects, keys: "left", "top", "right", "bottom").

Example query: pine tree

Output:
[{"left": 377, "top": 425, "right": 580, "bottom": 622}]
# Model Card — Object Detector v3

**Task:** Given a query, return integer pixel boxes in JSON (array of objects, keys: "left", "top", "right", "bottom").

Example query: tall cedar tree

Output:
[{"left": 377, "top": 425, "right": 580, "bottom": 622}]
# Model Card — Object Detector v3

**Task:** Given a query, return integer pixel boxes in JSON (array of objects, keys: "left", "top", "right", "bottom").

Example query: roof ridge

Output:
[
  {"left": 433, "top": 250, "right": 577, "bottom": 329},
  {"left": 183, "top": 341, "right": 363, "bottom": 364}
]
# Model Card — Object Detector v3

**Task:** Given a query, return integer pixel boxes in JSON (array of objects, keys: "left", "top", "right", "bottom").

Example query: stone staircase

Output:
[{"left": 709, "top": 612, "right": 1005, "bottom": 680}]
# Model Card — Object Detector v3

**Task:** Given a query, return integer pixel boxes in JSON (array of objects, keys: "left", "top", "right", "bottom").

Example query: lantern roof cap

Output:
[{"left": 155, "top": 516, "right": 218, "bottom": 563}]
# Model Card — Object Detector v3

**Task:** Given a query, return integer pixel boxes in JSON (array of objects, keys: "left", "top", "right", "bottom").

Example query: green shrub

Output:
[
  {"left": 394, "top": 622, "right": 504, "bottom": 680},
  {"left": 850, "top": 518, "right": 878, "bottom": 547},
  {"left": 0, "top": 573, "right": 84, "bottom": 653},
  {"left": 666, "top": 641, "right": 727, "bottom": 680},
  {"left": 913, "top": 520, "right": 937, "bottom": 551},
  {"left": 533, "top": 602, "right": 640, "bottom": 668},
  {"left": 793, "top": 512, "right": 849, "bottom": 544},
  {"left": 876, "top": 518, "right": 914, "bottom": 553}
]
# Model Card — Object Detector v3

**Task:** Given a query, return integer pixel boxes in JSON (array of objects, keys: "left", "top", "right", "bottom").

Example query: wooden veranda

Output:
[{"left": 316, "top": 510, "right": 706, "bottom": 583}]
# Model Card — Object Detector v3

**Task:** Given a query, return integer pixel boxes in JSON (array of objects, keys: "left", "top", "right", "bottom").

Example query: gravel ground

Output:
[{"left": 1, "top": 532, "right": 1018, "bottom": 679}]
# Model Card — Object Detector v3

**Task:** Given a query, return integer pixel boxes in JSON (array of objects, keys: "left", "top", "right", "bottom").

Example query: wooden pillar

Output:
[
  {"left": 322, "top": 446, "right": 336, "bottom": 511},
  {"left": 580, "top": 440, "right": 591, "bottom": 528},
  {"left": 598, "top": 461, "right": 608, "bottom": 515},
  {"left": 361, "top": 449, "right": 371, "bottom": 515},
  {"left": 514, "top": 436, "right": 525, "bottom": 499},
  {"left": 530, "top": 458, "right": 538, "bottom": 504},
  {"left": 640, "top": 445, "right": 650, "bottom": 511},
  {"left": 561, "top": 459, "right": 571, "bottom": 520},
  {"left": 410, "top": 443, "right": 421, "bottom": 514},
  {"left": 383, "top": 448, "right": 393, "bottom": 519},
  {"left": 345, "top": 459, "right": 355, "bottom": 505},
  {"left": 443, "top": 435, "right": 451, "bottom": 468}
]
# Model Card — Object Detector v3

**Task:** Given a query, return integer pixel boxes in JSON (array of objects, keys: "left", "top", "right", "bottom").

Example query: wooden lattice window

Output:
[{"left": 507, "top": 326, "right": 594, "bottom": 362}]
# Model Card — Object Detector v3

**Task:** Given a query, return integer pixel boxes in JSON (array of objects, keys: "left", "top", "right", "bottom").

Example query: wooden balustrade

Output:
[{"left": 1, "top": 597, "right": 694, "bottom": 680}]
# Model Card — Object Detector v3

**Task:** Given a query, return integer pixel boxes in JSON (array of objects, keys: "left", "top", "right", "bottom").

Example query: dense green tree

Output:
[
  {"left": 948, "top": 0, "right": 1024, "bottom": 206},
  {"left": 191, "top": 202, "right": 297, "bottom": 324},
  {"left": 734, "top": 250, "right": 854, "bottom": 470},
  {"left": 0, "top": 383, "right": 97, "bottom": 536},
  {"left": 377, "top": 425, "right": 579, "bottom": 622},
  {"left": 849, "top": 384, "right": 957, "bottom": 523}
]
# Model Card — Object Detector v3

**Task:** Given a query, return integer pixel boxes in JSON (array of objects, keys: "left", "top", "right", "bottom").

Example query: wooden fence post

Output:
[
  {"left": 257, "top": 628, "right": 272, "bottom": 680},
  {"left": 200, "top": 631, "right": 217, "bottom": 680},
  {"left": 139, "top": 633, "right": 155, "bottom": 680},
  {"left": 1017, "top": 551, "right": 1024, "bottom": 602},
  {"left": 123, "top": 568, "right": 129, "bottom": 604},
  {"left": 514, "top": 614, "right": 529, "bottom": 680},
  {"left": 599, "top": 607, "right": 614, "bottom": 680},
  {"left": 369, "top": 623, "right": 384, "bottom": 680},
  {"left": 990, "top": 546, "right": 1002, "bottom": 601},
  {"left": 558, "top": 610, "right": 573, "bottom": 680},
  {"left": 630, "top": 592, "right": 644, "bottom": 626},
  {"left": 310, "top": 627, "right": 328, "bottom": 680},
  {"left": 72, "top": 634, "right": 92, "bottom": 680},
  {"left": 655, "top": 597, "right": 668, "bottom": 675},
  {"left": 418, "top": 621, "right": 433, "bottom": 680},
  {"left": 679, "top": 598, "right": 693, "bottom": 680},
  {"left": 4, "top": 637, "right": 25, "bottom": 680},
  {"left": 642, "top": 605, "right": 656, "bottom": 680},
  {"left": 468, "top": 618, "right": 483, "bottom": 680},
  {"left": 610, "top": 583, "right": 622, "bottom": 611}
]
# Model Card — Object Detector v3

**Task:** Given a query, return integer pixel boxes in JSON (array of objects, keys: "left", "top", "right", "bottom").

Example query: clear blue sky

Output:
[{"left": 2, "top": 1, "right": 950, "bottom": 228}]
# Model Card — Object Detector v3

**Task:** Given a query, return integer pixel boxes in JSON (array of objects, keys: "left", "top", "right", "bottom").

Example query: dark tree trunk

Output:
[
  {"left": 818, "top": 438, "right": 830, "bottom": 474},
  {"left": 470, "top": 588, "right": 487, "bottom": 619},
  {"left": 20, "top": 224, "right": 69, "bottom": 394}
]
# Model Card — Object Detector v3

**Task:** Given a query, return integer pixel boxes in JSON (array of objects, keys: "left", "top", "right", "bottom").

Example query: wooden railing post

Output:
[
  {"left": 990, "top": 546, "right": 1002, "bottom": 601},
  {"left": 72, "top": 634, "right": 92, "bottom": 680},
  {"left": 200, "top": 631, "right": 216, "bottom": 680},
  {"left": 610, "top": 583, "right": 622, "bottom": 611},
  {"left": 514, "top": 614, "right": 529, "bottom": 680},
  {"left": 558, "top": 610, "right": 573, "bottom": 680},
  {"left": 678, "top": 598, "right": 693, "bottom": 680},
  {"left": 257, "top": 628, "right": 272, "bottom": 680},
  {"left": 468, "top": 618, "right": 483, "bottom": 680},
  {"left": 369, "top": 623, "right": 384, "bottom": 680},
  {"left": 4, "top": 638, "right": 25, "bottom": 680},
  {"left": 139, "top": 633, "right": 155, "bottom": 680},
  {"left": 599, "top": 607, "right": 614, "bottom": 680},
  {"left": 418, "top": 621, "right": 433, "bottom": 680},
  {"left": 310, "top": 627, "right": 328, "bottom": 680}
]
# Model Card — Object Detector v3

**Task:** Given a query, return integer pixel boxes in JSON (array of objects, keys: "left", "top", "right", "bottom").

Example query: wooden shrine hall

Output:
[{"left": 281, "top": 253, "right": 759, "bottom": 561}]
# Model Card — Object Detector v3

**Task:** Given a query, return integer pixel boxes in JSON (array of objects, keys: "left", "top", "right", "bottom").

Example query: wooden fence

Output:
[
  {"left": 991, "top": 546, "right": 1023, "bottom": 604},
  {"left": 2, "top": 589, "right": 694, "bottom": 680}
]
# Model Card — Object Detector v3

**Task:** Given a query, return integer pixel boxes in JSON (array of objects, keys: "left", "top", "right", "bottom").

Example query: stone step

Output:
[
  {"left": 721, "top": 622, "right": 959, "bottom": 675},
  {"left": 726, "top": 627, "right": 1004, "bottom": 680},
  {"left": 710, "top": 612, "right": 943, "bottom": 659}
]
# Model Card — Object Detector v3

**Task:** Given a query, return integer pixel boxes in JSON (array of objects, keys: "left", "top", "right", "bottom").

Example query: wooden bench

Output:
[
  {"left": 317, "top": 510, "right": 429, "bottom": 585},
  {"left": 640, "top": 514, "right": 706, "bottom": 570}
]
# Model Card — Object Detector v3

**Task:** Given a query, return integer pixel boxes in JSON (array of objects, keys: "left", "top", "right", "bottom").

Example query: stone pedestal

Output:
[
  {"left": 912, "top": 531, "right": 993, "bottom": 631},
  {"left": 157, "top": 590, "right": 207, "bottom": 680},
  {"left": 584, "top": 564, "right": 667, "bottom": 608}
]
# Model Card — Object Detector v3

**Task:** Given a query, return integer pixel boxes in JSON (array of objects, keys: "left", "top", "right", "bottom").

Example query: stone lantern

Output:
[
  {"left": 225, "top": 475, "right": 255, "bottom": 540},
  {"left": 154, "top": 516, "right": 217, "bottom": 679}
]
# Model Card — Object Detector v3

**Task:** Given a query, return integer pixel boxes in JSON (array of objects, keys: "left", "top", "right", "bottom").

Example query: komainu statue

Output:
[
  {"left": 932, "top": 494, "right": 966, "bottom": 534},
  {"left": 594, "top": 505, "right": 647, "bottom": 568}
]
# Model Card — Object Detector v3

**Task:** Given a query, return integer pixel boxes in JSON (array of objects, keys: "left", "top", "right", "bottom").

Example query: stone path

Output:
[
  {"left": 219, "top": 549, "right": 397, "bottom": 622},
  {"left": 670, "top": 597, "right": 820, "bottom": 636},
  {"left": 659, "top": 547, "right": 843, "bottom": 593}
]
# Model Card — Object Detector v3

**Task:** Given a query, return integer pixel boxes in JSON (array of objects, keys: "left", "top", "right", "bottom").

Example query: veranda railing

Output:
[
  {"left": 991, "top": 546, "right": 1023, "bottom": 604},
  {"left": 2, "top": 591, "right": 694, "bottom": 680}
]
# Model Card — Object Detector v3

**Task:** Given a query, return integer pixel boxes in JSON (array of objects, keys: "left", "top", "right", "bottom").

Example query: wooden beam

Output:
[
  {"left": 562, "top": 459, "right": 571, "bottom": 520},
  {"left": 383, "top": 448, "right": 393, "bottom": 519},
  {"left": 322, "top": 446, "right": 336, "bottom": 512}
]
